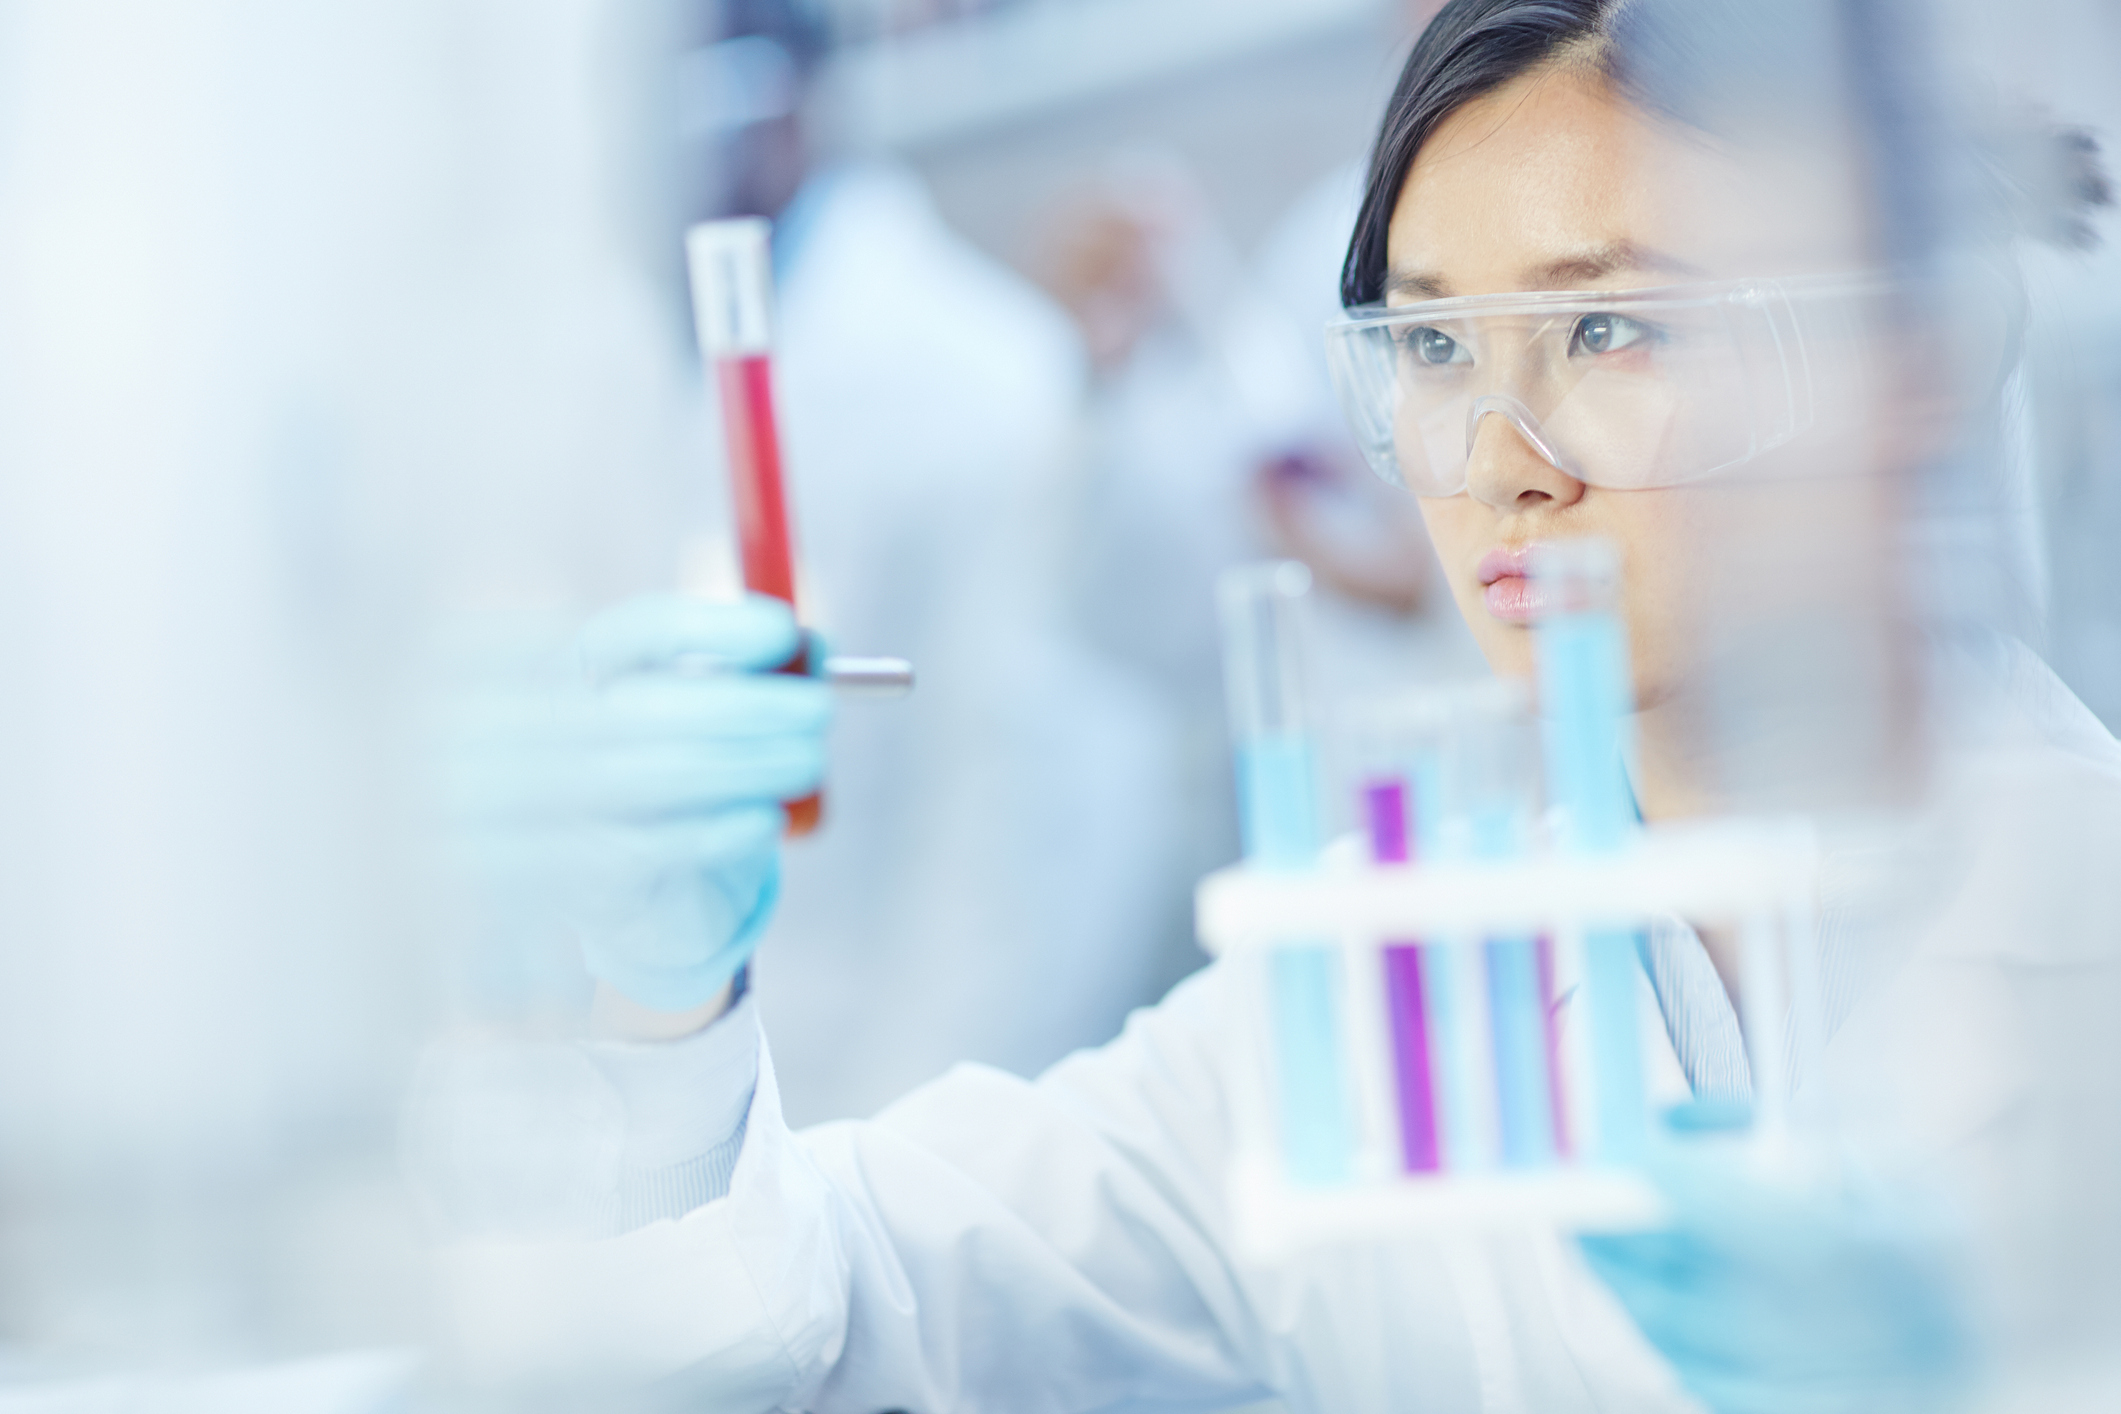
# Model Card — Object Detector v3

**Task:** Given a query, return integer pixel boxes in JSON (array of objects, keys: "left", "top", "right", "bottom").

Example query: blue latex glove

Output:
[
  {"left": 444, "top": 593, "right": 830, "bottom": 1012},
  {"left": 1580, "top": 1104, "right": 1974, "bottom": 1414}
]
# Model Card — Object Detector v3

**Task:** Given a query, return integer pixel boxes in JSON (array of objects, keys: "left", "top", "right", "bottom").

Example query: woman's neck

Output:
[
  {"left": 1632, "top": 695, "right": 1749, "bottom": 1010},
  {"left": 1630, "top": 695, "right": 1722, "bottom": 824}
]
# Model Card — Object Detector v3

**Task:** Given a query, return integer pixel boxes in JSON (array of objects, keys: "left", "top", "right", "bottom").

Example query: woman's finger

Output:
[
  {"left": 573, "top": 737, "right": 827, "bottom": 817},
  {"left": 577, "top": 593, "right": 800, "bottom": 681},
  {"left": 594, "top": 672, "right": 833, "bottom": 736}
]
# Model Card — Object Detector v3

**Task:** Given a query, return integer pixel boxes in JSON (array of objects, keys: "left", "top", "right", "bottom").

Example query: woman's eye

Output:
[
  {"left": 1572, "top": 313, "right": 1650, "bottom": 355},
  {"left": 1407, "top": 326, "right": 1466, "bottom": 366}
]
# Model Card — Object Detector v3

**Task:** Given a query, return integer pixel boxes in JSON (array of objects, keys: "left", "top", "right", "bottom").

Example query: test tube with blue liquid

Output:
[
  {"left": 1532, "top": 540, "right": 1650, "bottom": 1165},
  {"left": 1218, "top": 562, "right": 1352, "bottom": 1186},
  {"left": 1443, "top": 681, "right": 1564, "bottom": 1169}
]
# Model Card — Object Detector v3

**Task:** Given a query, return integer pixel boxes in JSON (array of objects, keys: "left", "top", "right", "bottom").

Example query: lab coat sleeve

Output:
[
  {"left": 581, "top": 991, "right": 761, "bottom": 1227},
  {"left": 438, "top": 966, "right": 1277, "bottom": 1411}
]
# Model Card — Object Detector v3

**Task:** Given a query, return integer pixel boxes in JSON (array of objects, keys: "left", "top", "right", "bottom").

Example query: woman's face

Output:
[{"left": 1386, "top": 63, "right": 1891, "bottom": 710}]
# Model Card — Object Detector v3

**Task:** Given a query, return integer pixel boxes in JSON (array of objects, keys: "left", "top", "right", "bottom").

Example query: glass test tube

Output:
[
  {"left": 1532, "top": 540, "right": 1648, "bottom": 1164},
  {"left": 1482, "top": 933, "right": 1566, "bottom": 1166},
  {"left": 686, "top": 217, "right": 822, "bottom": 835},
  {"left": 1218, "top": 562, "right": 1351, "bottom": 1186},
  {"left": 1352, "top": 693, "right": 1452, "bottom": 1175},
  {"left": 1446, "top": 680, "right": 1560, "bottom": 1169}
]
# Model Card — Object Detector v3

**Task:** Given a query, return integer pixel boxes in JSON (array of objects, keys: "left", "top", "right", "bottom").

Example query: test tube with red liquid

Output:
[{"left": 686, "top": 216, "right": 821, "bottom": 836}]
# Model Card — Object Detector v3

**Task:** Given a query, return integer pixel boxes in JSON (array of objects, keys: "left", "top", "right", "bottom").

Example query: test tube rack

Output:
[{"left": 1197, "top": 816, "right": 1820, "bottom": 1261}]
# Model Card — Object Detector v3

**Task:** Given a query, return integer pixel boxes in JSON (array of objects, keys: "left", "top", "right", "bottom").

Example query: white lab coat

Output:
[
  {"left": 437, "top": 641, "right": 2121, "bottom": 1412},
  {"left": 443, "top": 959, "right": 1695, "bottom": 1412}
]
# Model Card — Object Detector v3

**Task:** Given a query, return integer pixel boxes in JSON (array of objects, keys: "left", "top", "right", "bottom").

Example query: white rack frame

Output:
[{"left": 1197, "top": 817, "right": 1821, "bottom": 1260}]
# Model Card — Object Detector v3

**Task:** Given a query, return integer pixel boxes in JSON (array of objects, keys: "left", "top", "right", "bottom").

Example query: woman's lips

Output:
[
  {"left": 1483, "top": 575, "right": 1549, "bottom": 622},
  {"left": 1477, "top": 544, "right": 1545, "bottom": 623}
]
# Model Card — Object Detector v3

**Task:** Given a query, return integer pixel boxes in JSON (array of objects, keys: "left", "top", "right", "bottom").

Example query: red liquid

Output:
[
  {"left": 717, "top": 354, "right": 799, "bottom": 603},
  {"left": 715, "top": 351, "right": 821, "bottom": 835}
]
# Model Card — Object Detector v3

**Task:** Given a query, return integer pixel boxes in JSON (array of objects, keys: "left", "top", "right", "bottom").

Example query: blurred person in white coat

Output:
[
  {"left": 680, "top": 0, "right": 1182, "bottom": 1125},
  {"left": 1048, "top": 0, "right": 1479, "bottom": 720},
  {"left": 1036, "top": 110, "right": 1482, "bottom": 883}
]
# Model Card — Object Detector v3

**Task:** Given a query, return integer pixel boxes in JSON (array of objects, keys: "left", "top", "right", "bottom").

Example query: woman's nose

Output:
[{"left": 1463, "top": 408, "right": 1586, "bottom": 511}]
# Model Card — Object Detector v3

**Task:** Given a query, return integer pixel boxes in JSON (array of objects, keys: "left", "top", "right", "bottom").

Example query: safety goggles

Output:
[{"left": 1323, "top": 276, "right": 1887, "bottom": 498}]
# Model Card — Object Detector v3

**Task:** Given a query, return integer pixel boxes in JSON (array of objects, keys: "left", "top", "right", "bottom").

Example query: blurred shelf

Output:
[{"left": 818, "top": 0, "right": 1390, "bottom": 151}]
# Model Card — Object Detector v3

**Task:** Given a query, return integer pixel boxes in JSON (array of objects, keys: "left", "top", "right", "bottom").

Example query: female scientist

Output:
[{"left": 437, "top": 1, "right": 2121, "bottom": 1409}]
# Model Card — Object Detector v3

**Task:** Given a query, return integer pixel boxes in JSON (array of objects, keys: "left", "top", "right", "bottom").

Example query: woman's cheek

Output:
[
  {"left": 1606, "top": 490, "right": 1709, "bottom": 708},
  {"left": 1417, "top": 495, "right": 1539, "bottom": 679},
  {"left": 1413, "top": 494, "right": 1475, "bottom": 588},
  {"left": 1414, "top": 496, "right": 1484, "bottom": 617}
]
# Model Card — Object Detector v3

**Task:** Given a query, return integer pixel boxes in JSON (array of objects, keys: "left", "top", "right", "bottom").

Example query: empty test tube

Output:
[
  {"left": 1218, "top": 562, "right": 1351, "bottom": 1186},
  {"left": 1532, "top": 540, "right": 1649, "bottom": 1163}
]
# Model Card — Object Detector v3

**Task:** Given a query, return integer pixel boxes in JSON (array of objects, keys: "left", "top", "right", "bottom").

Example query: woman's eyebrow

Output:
[
  {"left": 1524, "top": 240, "right": 1705, "bottom": 287},
  {"left": 1384, "top": 268, "right": 1452, "bottom": 300},
  {"left": 1384, "top": 241, "right": 1703, "bottom": 302}
]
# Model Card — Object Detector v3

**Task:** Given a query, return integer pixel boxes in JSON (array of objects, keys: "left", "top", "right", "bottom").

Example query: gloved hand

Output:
[
  {"left": 442, "top": 593, "right": 830, "bottom": 1013},
  {"left": 1579, "top": 1104, "right": 1974, "bottom": 1414}
]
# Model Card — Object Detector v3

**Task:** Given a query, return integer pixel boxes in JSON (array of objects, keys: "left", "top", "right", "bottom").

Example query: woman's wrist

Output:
[{"left": 589, "top": 970, "right": 740, "bottom": 1042}]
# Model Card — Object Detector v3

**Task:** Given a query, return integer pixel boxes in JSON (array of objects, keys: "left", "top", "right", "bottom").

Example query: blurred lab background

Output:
[
  {"left": 690, "top": 0, "right": 1484, "bottom": 1130},
  {"left": 0, "top": 0, "right": 2116, "bottom": 1404}
]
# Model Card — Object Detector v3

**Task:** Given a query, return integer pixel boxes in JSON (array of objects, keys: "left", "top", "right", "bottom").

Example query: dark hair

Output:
[
  {"left": 1340, "top": 0, "right": 1617, "bottom": 308},
  {"left": 1344, "top": 0, "right": 2110, "bottom": 651},
  {"left": 1340, "top": 0, "right": 2110, "bottom": 309}
]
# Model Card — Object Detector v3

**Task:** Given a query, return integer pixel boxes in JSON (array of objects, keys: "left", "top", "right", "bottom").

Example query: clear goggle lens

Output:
[{"left": 1324, "top": 277, "right": 1884, "bottom": 497}]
